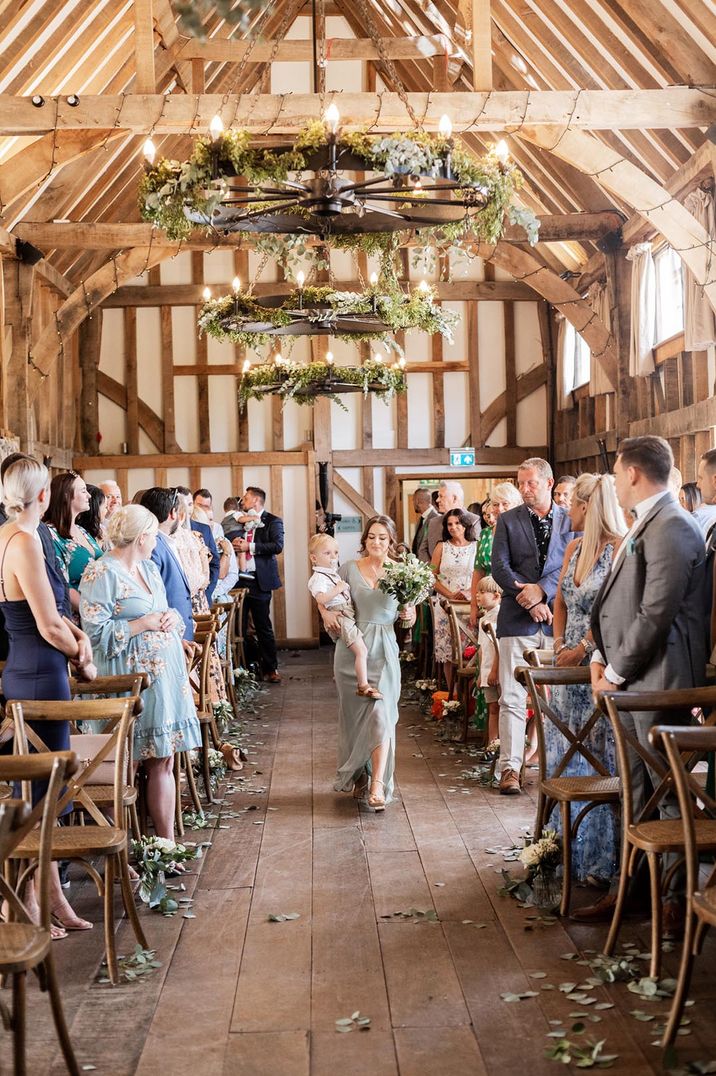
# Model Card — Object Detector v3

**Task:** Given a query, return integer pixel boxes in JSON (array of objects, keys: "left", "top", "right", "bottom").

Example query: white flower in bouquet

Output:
[
  {"left": 519, "top": 829, "right": 561, "bottom": 876},
  {"left": 378, "top": 552, "right": 434, "bottom": 619}
]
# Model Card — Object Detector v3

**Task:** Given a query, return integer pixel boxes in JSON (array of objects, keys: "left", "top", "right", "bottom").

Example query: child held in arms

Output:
[
  {"left": 307, "top": 533, "right": 383, "bottom": 700},
  {"left": 476, "top": 575, "right": 502, "bottom": 746}
]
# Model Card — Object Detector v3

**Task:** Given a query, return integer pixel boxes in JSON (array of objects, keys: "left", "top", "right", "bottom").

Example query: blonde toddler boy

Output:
[{"left": 476, "top": 575, "right": 502, "bottom": 745}]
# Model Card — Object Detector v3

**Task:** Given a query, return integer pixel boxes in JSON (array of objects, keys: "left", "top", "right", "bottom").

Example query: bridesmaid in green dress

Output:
[
  {"left": 321, "top": 516, "right": 416, "bottom": 811},
  {"left": 44, "top": 471, "right": 103, "bottom": 616}
]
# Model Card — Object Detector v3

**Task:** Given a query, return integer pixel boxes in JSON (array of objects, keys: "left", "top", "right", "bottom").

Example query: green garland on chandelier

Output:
[
  {"left": 238, "top": 355, "right": 406, "bottom": 411},
  {"left": 138, "top": 122, "right": 539, "bottom": 248}
]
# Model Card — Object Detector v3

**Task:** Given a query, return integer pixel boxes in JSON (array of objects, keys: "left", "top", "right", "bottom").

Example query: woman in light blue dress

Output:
[
  {"left": 549, "top": 474, "right": 626, "bottom": 885},
  {"left": 320, "top": 516, "right": 415, "bottom": 811},
  {"left": 79, "top": 505, "right": 200, "bottom": 841}
]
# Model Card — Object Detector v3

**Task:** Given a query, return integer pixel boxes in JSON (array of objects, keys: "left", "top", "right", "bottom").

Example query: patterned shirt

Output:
[{"left": 527, "top": 505, "right": 553, "bottom": 575}]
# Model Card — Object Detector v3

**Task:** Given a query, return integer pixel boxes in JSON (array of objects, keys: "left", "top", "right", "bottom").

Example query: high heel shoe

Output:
[
  {"left": 367, "top": 779, "right": 386, "bottom": 812},
  {"left": 353, "top": 773, "right": 369, "bottom": 800}
]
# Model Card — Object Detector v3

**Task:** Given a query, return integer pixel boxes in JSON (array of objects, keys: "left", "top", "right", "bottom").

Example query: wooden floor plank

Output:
[
  {"left": 378, "top": 921, "right": 471, "bottom": 1028},
  {"left": 311, "top": 1030, "right": 399, "bottom": 1075},
  {"left": 223, "top": 1031, "right": 309, "bottom": 1075},
  {"left": 394, "top": 1026, "right": 488, "bottom": 1076}
]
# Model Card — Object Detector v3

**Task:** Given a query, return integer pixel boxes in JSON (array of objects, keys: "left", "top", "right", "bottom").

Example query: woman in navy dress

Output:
[{"left": 0, "top": 457, "right": 97, "bottom": 934}]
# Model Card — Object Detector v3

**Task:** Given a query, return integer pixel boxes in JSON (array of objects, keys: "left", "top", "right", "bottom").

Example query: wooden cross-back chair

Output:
[
  {"left": 211, "top": 598, "right": 238, "bottom": 712},
  {"left": 442, "top": 599, "right": 479, "bottom": 742},
  {"left": 69, "top": 673, "right": 148, "bottom": 840},
  {"left": 0, "top": 753, "right": 80, "bottom": 1076},
  {"left": 516, "top": 663, "right": 621, "bottom": 917},
  {"left": 188, "top": 619, "right": 221, "bottom": 805},
  {"left": 226, "top": 586, "right": 249, "bottom": 681},
  {"left": 600, "top": 687, "right": 716, "bottom": 979},
  {"left": 8, "top": 699, "right": 148, "bottom": 986},
  {"left": 649, "top": 725, "right": 716, "bottom": 1047}
]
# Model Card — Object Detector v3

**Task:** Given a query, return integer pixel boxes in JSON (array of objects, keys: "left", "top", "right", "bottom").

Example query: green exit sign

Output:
[{"left": 450, "top": 448, "right": 476, "bottom": 468}]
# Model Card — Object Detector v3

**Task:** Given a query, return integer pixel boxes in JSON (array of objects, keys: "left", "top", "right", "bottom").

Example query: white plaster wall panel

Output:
[
  {"left": 136, "top": 307, "right": 162, "bottom": 416},
  {"left": 138, "top": 429, "right": 155, "bottom": 455},
  {"left": 371, "top": 395, "right": 396, "bottom": 449},
  {"left": 282, "top": 466, "right": 312, "bottom": 638},
  {"left": 246, "top": 397, "right": 271, "bottom": 451},
  {"left": 282, "top": 398, "right": 308, "bottom": 451},
  {"left": 200, "top": 466, "right": 232, "bottom": 508},
  {"left": 449, "top": 252, "right": 486, "bottom": 280},
  {"left": 99, "top": 308, "right": 124, "bottom": 381},
  {"left": 443, "top": 372, "right": 469, "bottom": 447},
  {"left": 166, "top": 467, "right": 191, "bottom": 490},
  {"left": 203, "top": 250, "right": 235, "bottom": 287},
  {"left": 372, "top": 468, "right": 385, "bottom": 515},
  {"left": 242, "top": 467, "right": 271, "bottom": 499},
  {"left": 208, "top": 376, "right": 238, "bottom": 452},
  {"left": 173, "top": 377, "right": 200, "bottom": 453},
  {"left": 477, "top": 302, "right": 506, "bottom": 408},
  {"left": 330, "top": 249, "right": 354, "bottom": 282},
  {"left": 83, "top": 469, "right": 114, "bottom": 488},
  {"left": 127, "top": 468, "right": 155, "bottom": 495},
  {"left": 171, "top": 308, "right": 197, "bottom": 364},
  {"left": 248, "top": 250, "right": 278, "bottom": 285},
  {"left": 404, "top": 328, "right": 430, "bottom": 364},
  {"left": 407, "top": 372, "right": 432, "bottom": 448},
  {"left": 206, "top": 334, "right": 234, "bottom": 366},
  {"left": 325, "top": 15, "right": 362, "bottom": 92},
  {"left": 331, "top": 336, "right": 357, "bottom": 366},
  {"left": 97, "top": 395, "right": 125, "bottom": 455},
  {"left": 330, "top": 395, "right": 360, "bottom": 450},
  {"left": 516, "top": 385, "right": 547, "bottom": 446},
  {"left": 160, "top": 251, "right": 192, "bottom": 285},
  {"left": 489, "top": 416, "right": 507, "bottom": 448},
  {"left": 514, "top": 302, "right": 542, "bottom": 376},
  {"left": 441, "top": 302, "right": 466, "bottom": 362}
]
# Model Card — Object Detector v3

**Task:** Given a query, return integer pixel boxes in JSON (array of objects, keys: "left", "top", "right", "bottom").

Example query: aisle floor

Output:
[{"left": 13, "top": 650, "right": 716, "bottom": 1075}]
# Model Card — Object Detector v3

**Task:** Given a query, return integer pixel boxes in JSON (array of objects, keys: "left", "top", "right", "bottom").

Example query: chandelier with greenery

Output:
[{"left": 238, "top": 352, "right": 406, "bottom": 411}]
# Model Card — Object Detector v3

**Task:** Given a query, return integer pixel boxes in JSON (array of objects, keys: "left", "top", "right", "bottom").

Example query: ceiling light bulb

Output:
[
  {"left": 398, "top": 357, "right": 406, "bottom": 369},
  {"left": 202, "top": 286, "right": 212, "bottom": 302},
  {"left": 297, "top": 270, "right": 305, "bottom": 288},
  {"left": 326, "top": 351, "right": 334, "bottom": 365},
  {"left": 209, "top": 114, "right": 224, "bottom": 140},
  {"left": 274, "top": 351, "right": 283, "bottom": 366},
  {"left": 494, "top": 139, "right": 509, "bottom": 164},
  {"left": 242, "top": 359, "right": 251, "bottom": 374},
  {"left": 373, "top": 352, "right": 383, "bottom": 364},
  {"left": 232, "top": 276, "right": 241, "bottom": 294},
  {"left": 324, "top": 102, "right": 340, "bottom": 134},
  {"left": 143, "top": 137, "right": 156, "bottom": 165},
  {"left": 369, "top": 271, "right": 379, "bottom": 287},
  {"left": 413, "top": 179, "right": 423, "bottom": 192},
  {"left": 418, "top": 279, "right": 430, "bottom": 293},
  {"left": 438, "top": 114, "right": 452, "bottom": 139}
]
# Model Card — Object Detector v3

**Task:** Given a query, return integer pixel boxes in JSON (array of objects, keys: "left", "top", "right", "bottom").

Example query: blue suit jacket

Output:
[
  {"left": 191, "top": 520, "right": 219, "bottom": 605},
  {"left": 251, "top": 511, "right": 284, "bottom": 594},
  {"left": 491, "top": 504, "right": 575, "bottom": 638},
  {"left": 150, "top": 533, "right": 194, "bottom": 641}
]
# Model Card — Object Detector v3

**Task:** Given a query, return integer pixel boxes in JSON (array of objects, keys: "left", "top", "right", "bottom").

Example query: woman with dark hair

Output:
[
  {"left": 431, "top": 508, "right": 478, "bottom": 688},
  {"left": 318, "top": 514, "right": 415, "bottom": 812},
  {"left": 679, "top": 482, "right": 702, "bottom": 514},
  {"left": 44, "top": 472, "right": 103, "bottom": 613},
  {"left": 77, "top": 484, "right": 107, "bottom": 543}
]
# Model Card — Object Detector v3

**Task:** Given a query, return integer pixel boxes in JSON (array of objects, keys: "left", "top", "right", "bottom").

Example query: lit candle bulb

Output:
[
  {"left": 325, "top": 351, "right": 334, "bottom": 366},
  {"left": 418, "top": 278, "right": 430, "bottom": 294},
  {"left": 297, "top": 270, "right": 305, "bottom": 289},
  {"left": 202, "top": 286, "right": 212, "bottom": 302},
  {"left": 274, "top": 351, "right": 283, "bottom": 366},
  {"left": 413, "top": 179, "right": 423, "bottom": 192},
  {"left": 232, "top": 276, "right": 241, "bottom": 294},
  {"left": 398, "top": 357, "right": 406, "bottom": 369},
  {"left": 242, "top": 358, "right": 251, "bottom": 374},
  {"left": 373, "top": 352, "right": 383, "bottom": 364},
  {"left": 324, "top": 102, "right": 340, "bottom": 135},
  {"left": 143, "top": 137, "right": 156, "bottom": 165},
  {"left": 438, "top": 114, "right": 452, "bottom": 139},
  {"left": 209, "top": 114, "right": 224, "bottom": 140},
  {"left": 494, "top": 139, "right": 509, "bottom": 165},
  {"left": 369, "top": 271, "right": 378, "bottom": 287}
]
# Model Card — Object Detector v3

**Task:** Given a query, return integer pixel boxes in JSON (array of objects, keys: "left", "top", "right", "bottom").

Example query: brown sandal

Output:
[
  {"left": 220, "top": 743, "right": 246, "bottom": 771},
  {"left": 356, "top": 685, "right": 383, "bottom": 700}
]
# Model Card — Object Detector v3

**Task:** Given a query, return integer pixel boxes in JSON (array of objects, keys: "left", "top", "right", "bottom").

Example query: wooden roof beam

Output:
[
  {"left": 0, "top": 88, "right": 712, "bottom": 134},
  {"left": 133, "top": 0, "right": 157, "bottom": 95},
  {"left": 173, "top": 33, "right": 458, "bottom": 62}
]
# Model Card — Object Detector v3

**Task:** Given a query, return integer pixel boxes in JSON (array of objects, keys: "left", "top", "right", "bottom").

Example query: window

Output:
[
  {"left": 562, "top": 320, "right": 591, "bottom": 394},
  {"left": 654, "top": 245, "right": 684, "bottom": 344}
]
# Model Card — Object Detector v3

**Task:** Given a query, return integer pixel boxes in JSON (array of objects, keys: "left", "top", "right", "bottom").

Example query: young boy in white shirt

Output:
[
  {"left": 308, "top": 533, "right": 382, "bottom": 699},
  {"left": 476, "top": 575, "right": 502, "bottom": 745}
]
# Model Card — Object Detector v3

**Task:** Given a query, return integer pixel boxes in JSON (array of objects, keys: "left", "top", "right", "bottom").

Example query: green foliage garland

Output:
[{"left": 239, "top": 355, "right": 406, "bottom": 411}]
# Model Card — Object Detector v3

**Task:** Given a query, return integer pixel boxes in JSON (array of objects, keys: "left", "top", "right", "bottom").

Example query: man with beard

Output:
[{"left": 140, "top": 487, "right": 194, "bottom": 655}]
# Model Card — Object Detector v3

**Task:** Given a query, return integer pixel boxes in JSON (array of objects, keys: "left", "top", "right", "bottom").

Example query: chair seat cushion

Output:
[
  {"left": 11, "top": 826, "right": 127, "bottom": 858},
  {"left": 542, "top": 775, "right": 621, "bottom": 802},
  {"left": 629, "top": 818, "right": 716, "bottom": 853}
]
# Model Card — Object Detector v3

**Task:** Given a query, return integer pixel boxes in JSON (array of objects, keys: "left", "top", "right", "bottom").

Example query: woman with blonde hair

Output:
[
  {"left": 79, "top": 504, "right": 201, "bottom": 841},
  {"left": 548, "top": 473, "right": 626, "bottom": 886},
  {"left": 470, "top": 481, "right": 523, "bottom": 626}
]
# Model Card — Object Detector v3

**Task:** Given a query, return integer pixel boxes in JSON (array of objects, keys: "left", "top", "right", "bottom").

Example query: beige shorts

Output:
[
  {"left": 327, "top": 601, "right": 362, "bottom": 649},
  {"left": 481, "top": 685, "right": 499, "bottom": 703}
]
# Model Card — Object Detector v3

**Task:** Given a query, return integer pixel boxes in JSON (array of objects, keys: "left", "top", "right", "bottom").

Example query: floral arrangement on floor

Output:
[
  {"left": 213, "top": 699, "right": 234, "bottom": 736},
  {"left": 238, "top": 354, "right": 406, "bottom": 411},
  {"left": 378, "top": 552, "right": 435, "bottom": 621},
  {"left": 199, "top": 281, "right": 458, "bottom": 351},
  {"left": 193, "top": 747, "right": 227, "bottom": 794},
  {"left": 415, "top": 679, "right": 438, "bottom": 693},
  {"left": 131, "top": 836, "right": 198, "bottom": 916},
  {"left": 441, "top": 699, "right": 464, "bottom": 720},
  {"left": 138, "top": 123, "right": 538, "bottom": 248},
  {"left": 519, "top": 829, "right": 561, "bottom": 877}
]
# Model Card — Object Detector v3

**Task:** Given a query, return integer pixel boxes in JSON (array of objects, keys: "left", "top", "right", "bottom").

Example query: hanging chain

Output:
[{"left": 355, "top": 0, "right": 420, "bottom": 129}]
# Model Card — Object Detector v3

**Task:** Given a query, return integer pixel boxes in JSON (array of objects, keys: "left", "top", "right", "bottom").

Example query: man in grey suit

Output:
[
  {"left": 417, "top": 480, "right": 481, "bottom": 562},
  {"left": 411, "top": 487, "right": 438, "bottom": 562},
  {"left": 577, "top": 436, "right": 706, "bottom": 924},
  {"left": 491, "top": 457, "right": 575, "bottom": 794}
]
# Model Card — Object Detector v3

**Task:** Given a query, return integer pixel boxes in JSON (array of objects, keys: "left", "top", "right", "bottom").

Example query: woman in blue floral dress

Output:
[
  {"left": 549, "top": 474, "right": 626, "bottom": 886},
  {"left": 79, "top": 505, "right": 200, "bottom": 840}
]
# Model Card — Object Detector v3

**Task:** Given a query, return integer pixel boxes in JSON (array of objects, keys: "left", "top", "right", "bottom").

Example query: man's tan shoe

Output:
[{"left": 499, "top": 768, "right": 521, "bottom": 795}]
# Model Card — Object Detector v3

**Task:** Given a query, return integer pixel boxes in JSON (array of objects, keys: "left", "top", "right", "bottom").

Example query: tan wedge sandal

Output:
[{"left": 367, "top": 779, "right": 386, "bottom": 812}]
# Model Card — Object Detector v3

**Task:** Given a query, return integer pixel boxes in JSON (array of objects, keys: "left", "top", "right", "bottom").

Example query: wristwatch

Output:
[{"left": 580, "top": 636, "right": 595, "bottom": 656}]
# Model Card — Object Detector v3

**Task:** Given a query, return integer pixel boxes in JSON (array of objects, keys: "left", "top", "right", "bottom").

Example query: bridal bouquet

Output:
[{"left": 378, "top": 552, "right": 434, "bottom": 622}]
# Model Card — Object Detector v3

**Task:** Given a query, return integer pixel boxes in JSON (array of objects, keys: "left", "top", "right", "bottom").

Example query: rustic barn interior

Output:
[{"left": 0, "top": 0, "right": 715, "bottom": 1072}]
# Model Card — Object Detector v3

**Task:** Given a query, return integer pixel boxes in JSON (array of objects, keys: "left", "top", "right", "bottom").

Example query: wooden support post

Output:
[
  {"left": 605, "top": 249, "right": 632, "bottom": 442},
  {"left": 537, "top": 301, "right": 554, "bottom": 462},
  {"left": 4, "top": 262, "right": 33, "bottom": 448},
  {"left": 385, "top": 467, "right": 400, "bottom": 541},
  {"left": 124, "top": 307, "right": 139, "bottom": 455},
  {"left": 191, "top": 252, "right": 211, "bottom": 453},
  {"left": 133, "top": 0, "right": 157, "bottom": 95},
  {"left": 78, "top": 308, "right": 102, "bottom": 452},
  {"left": 395, "top": 330, "right": 408, "bottom": 450},
  {"left": 159, "top": 306, "right": 178, "bottom": 452}
]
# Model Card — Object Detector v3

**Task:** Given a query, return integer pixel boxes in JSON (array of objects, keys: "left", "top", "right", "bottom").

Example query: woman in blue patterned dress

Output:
[
  {"left": 79, "top": 505, "right": 200, "bottom": 841},
  {"left": 45, "top": 472, "right": 103, "bottom": 616},
  {"left": 549, "top": 474, "right": 626, "bottom": 886}
]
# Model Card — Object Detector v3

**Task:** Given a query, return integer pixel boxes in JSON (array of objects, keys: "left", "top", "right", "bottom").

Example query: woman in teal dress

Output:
[
  {"left": 45, "top": 471, "right": 103, "bottom": 615},
  {"left": 79, "top": 504, "right": 201, "bottom": 841},
  {"left": 321, "top": 516, "right": 416, "bottom": 811}
]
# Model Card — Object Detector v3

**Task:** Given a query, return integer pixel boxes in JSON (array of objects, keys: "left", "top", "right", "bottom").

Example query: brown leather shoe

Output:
[
  {"left": 662, "top": 900, "right": 685, "bottom": 941},
  {"left": 264, "top": 671, "right": 281, "bottom": 684},
  {"left": 571, "top": 892, "right": 617, "bottom": 922},
  {"left": 499, "top": 768, "right": 521, "bottom": 796}
]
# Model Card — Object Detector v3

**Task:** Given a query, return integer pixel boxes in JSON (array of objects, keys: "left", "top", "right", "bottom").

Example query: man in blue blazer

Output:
[
  {"left": 491, "top": 458, "right": 575, "bottom": 795},
  {"left": 232, "top": 486, "right": 284, "bottom": 682},
  {"left": 140, "top": 487, "right": 194, "bottom": 653}
]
